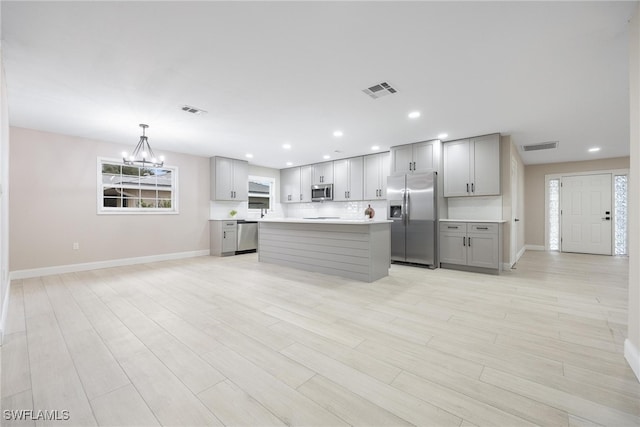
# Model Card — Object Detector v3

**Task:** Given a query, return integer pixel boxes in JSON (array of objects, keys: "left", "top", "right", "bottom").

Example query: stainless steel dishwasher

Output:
[{"left": 236, "top": 220, "right": 258, "bottom": 253}]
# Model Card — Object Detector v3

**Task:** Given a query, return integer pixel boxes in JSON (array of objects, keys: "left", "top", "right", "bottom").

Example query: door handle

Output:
[
  {"left": 405, "top": 191, "right": 410, "bottom": 224},
  {"left": 223, "top": 231, "right": 226, "bottom": 238},
  {"left": 514, "top": 218, "right": 520, "bottom": 222},
  {"left": 471, "top": 183, "right": 474, "bottom": 193},
  {"left": 468, "top": 237, "right": 471, "bottom": 247},
  {"left": 602, "top": 217, "right": 611, "bottom": 221},
  {"left": 463, "top": 237, "right": 466, "bottom": 246},
  {"left": 466, "top": 183, "right": 469, "bottom": 193}
]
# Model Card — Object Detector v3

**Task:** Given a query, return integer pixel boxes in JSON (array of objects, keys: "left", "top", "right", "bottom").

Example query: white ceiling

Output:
[{"left": 1, "top": 1, "right": 635, "bottom": 169}]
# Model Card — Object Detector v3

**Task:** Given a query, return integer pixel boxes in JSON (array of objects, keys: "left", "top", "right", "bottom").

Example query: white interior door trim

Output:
[{"left": 544, "top": 168, "right": 628, "bottom": 252}]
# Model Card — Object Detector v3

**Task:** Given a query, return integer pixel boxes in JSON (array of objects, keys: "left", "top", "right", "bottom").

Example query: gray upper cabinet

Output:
[
  {"left": 210, "top": 156, "right": 248, "bottom": 201},
  {"left": 390, "top": 140, "right": 439, "bottom": 174},
  {"left": 312, "top": 161, "right": 334, "bottom": 184},
  {"left": 300, "top": 165, "right": 312, "bottom": 202},
  {"left": 280, "top": 167, "right": 300, "bottom": 203},
  {"left": 443, "top": 134, "right": 500, "bottom": 197},
  {"left": 281, "top": 165, "right": 312, "bottom": 203},
  {"left": 333, "top": 156, "right": 363, "bottom": 202},
  {"left": 363, "top": 151, "right": 390, "bottom": 200}
]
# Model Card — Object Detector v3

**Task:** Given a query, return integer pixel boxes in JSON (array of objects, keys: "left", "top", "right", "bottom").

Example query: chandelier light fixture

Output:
[{"left": 122, "top": 124, "right": 164, "bottom": 167}]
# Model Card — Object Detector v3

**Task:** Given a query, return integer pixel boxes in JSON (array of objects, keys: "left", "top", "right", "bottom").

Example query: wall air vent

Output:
[
  {"left": 362, "top": 81, "right": 398, "bottom": 99},
  {"left": 181, "top": 105, "right": 208, "bottom": 115},
  {"left": 522, "top": 141, "right": 559, "bottom": 152}
]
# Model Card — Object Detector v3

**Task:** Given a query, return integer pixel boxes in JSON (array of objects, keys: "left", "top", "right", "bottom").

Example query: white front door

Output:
[{"left": 561, "top": 173, "right": 612, "bottom": 255}]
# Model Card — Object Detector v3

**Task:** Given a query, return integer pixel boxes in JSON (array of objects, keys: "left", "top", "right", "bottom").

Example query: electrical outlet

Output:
[{"left": 73, "top": 242, "right": 79, "bottom": 250}]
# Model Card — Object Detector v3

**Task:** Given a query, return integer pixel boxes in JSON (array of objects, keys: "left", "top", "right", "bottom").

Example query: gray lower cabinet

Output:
[
  {"left": 439, "top": 222, "right": 502, "bottom": 273},
  {"left": 210, "top": 220, "right": 237, "bottom": 256}
]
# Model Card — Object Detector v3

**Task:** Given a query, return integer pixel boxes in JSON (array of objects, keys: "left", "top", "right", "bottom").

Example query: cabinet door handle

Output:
[
  {"left": 466, "top": 183, "right": 469, "bottom": 193},
  {"left": 471, "top": 183, "right": 475, "bottom": 193},
  {"left": 477, "top": 227, "right": 488, "bottom": 230},
  {"left": 413, "top": 162, "right": 416, "bottom": 170},
  {"left": 468, "top": 237, "right": 471, "bottom": 247},
  {"left": 300, "top": 194, "right": 302, "bottom": 201},
  {"left": 223, "top": 231, "right": 226, "bottom": 238},
  {"left": 448, "top": 226, "right": 458, "bottom": 229},
  {"left": 463, "top": 237, "right": 466, "bottom": 246}
]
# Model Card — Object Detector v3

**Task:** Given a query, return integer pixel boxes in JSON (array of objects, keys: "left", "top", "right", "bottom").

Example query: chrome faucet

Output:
[{"left": 261, "top": 208, "right": 267, "bottom": 218}]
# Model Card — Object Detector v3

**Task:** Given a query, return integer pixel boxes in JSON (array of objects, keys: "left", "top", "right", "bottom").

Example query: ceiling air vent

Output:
[
  {"left": 522, "top": 141, "right": 559, "bottom": 152},
  {"left": 362, "top": 81, "right": 398, "bottom": 99},
  {"left": 181, "top": 105, "right": 207, "bottom": 115}
]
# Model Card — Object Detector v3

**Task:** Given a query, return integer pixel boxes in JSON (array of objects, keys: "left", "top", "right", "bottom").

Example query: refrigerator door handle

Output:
[{"left": 405, "top": 190, "right": 410, "bottom": 225}]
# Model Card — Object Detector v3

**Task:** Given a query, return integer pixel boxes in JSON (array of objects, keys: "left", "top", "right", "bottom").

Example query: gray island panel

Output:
[{"left": 258, "top": 220, "right": 391, "bottom": 282}]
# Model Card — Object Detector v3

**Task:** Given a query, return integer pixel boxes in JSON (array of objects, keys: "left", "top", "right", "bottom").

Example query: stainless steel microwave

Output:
[{"left": 311, "top": 184, "right": 333, "bottom": 201}]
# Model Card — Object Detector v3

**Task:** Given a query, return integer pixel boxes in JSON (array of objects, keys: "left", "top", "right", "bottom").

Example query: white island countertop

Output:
[
  {"left": 440, "top": 219, "right": 507, "bottom": 223},
  {"left": 258, "top": 217, "right": 393, "bottom": 225}
]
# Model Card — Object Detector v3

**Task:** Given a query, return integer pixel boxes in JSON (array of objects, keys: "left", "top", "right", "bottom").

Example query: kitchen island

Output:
[{"left": 258, "top": 218, "right": 392, "bottom": 282}]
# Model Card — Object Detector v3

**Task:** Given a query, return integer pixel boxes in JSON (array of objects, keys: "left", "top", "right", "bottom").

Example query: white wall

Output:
[
  {"left": 626, "top": 1, "right": 640, "bottom": 382},
  {"left": 0, "top": 41, "right": 11, "bottom": 342},
  {"left": 9, "top": 127, "right": 210, "bottom": 273}
]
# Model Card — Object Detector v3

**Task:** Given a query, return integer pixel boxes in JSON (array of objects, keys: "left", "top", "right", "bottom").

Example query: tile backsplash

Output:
[
  {"left": 447, "top": 196, "right": 503, "bottom": 220},
  {"left": 284, "top": 200, "right": 388, "bottom": 220}
]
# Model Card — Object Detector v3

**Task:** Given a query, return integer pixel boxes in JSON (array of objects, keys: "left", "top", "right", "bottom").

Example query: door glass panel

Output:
[
  {"left": 548, "top": 179, "right": 560, "bottom": 250},
  {"left": 614, "top": 175, "right": 628, "bottom": 255}
]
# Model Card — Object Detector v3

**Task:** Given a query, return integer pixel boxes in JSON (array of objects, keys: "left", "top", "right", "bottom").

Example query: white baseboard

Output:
[
  {"left": 525, "top": 244, "right": 546, "bottom": 251},
  {"left": 10, "top": 249, "right": 211, "bottom": 280},
  {"left": 625, "top": 339, "right": 640, "bottom": 383},
  {"left": 505, "top": 246, "right": 528, "bottom": 270}
]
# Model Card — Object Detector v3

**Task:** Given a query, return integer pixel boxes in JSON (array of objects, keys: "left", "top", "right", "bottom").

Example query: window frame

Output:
[
  {"left": 247, "top": 175, "right": 275, "bottom": 212},
  {"left": 97, "top": 157, "right": 179, "bottom": 215}
]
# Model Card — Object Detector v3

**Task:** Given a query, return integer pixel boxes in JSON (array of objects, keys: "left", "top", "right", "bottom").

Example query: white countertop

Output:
[
  {"left": 258, "top": 218, "right": 393, "bottom": 225},
  {"left": 440, "top": 219, "right": 507, "bottom": 223}
]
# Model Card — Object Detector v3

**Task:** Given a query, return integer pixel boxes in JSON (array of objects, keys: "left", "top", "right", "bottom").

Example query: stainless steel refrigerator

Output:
[{"left": 387, "top": 171, "right": 437, "bottom": 267}]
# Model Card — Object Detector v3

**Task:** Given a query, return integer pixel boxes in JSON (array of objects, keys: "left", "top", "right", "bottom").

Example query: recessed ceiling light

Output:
[
  {"left": 333, "top": 130, "right": 343, "bottom": 137},
  {"left": 371, "top": 145, "right": 380, "bottom": 151},
  {"left": 437, "top": 133, "right": 448, "bottom": 139},
  {"left": 286, "top": 161, "right": 293, "bottom": 166},
  {"left": 323, "top": 155, "right": 331, "bottom": 160},
  {"left": 245, "top": 153, "right": 253, "bottom": 158},
  {"left": 588, "top": 147, "right": 601, "bottom": 152},
  {"left": 282, "top": 143, "right": 291, "bottom": 149},
  {"left": 408, "top": 111, "right": 421, "bottom": 119}
]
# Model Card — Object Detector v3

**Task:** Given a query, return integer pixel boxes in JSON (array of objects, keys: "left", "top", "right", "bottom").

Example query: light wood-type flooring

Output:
[{"left": 1, "top": 251, "right": 638, "bottom": 426}]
